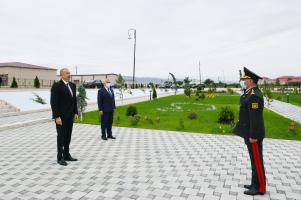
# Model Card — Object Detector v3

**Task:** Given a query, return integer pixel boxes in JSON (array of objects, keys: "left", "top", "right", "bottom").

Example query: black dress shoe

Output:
[
  {"left": 108, "top": 136, "right": 116, "bottom": 139},
  {"left": 244, "top": 189, "right": 265, "bottom": 196},
  {"left": 102, "top": 136, "right": 107, "bottom": 140},
  {"left": 57, "top": 159, "right": 68, "bottom": 166},
  {"left": 244, "top": 185, "right": 253, "bottom": 189},
  {"left": 65, "top": 155, "right": 78, "bottom": 161}
]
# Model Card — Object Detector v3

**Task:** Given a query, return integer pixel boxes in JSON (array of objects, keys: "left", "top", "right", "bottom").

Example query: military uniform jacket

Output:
[{"left": 233, "top": 87, "right": 265, "bottom": 140}]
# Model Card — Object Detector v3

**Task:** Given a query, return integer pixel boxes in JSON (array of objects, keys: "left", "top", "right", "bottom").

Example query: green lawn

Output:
[
  {"left": 272, "top": 92, "right": 301, "bottom": 107},
  {"left": 77, "top": 94, "right": 301, "bottom": 141}
]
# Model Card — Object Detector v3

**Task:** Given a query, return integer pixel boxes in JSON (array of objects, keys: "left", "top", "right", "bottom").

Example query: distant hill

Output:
[{"left": 123, "top": 76, "right": 168, "bottom": 84}]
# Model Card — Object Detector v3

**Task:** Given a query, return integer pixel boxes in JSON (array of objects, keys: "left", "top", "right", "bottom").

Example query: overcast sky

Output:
[{"left": 0, "top": 0, "right": 300, "bottom": 81}]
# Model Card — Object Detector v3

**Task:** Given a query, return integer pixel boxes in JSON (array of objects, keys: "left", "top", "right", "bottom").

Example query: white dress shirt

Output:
[
  {"left": 62, "top": 79, "right": 73, "bottom": 97},
  {"left": 105, "top": 87, "right": 112, "bottom": 96}
]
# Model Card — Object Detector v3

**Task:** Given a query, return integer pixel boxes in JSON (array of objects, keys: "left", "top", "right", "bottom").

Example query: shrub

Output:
[
  {"left": 294, "top": 88, "right": 298, "bottom": 94},
  {"left": 156, "top": 116, "right": 160, "bottom": 123},
  {"left": 196, "top": 91, "right": 205, "bottom": 101},
  {"left": 263, "top": 88, "right": 273, "bottom": 104},
  {"left": 31, "top": 93, "right": 46, "bottom": 104},
  {"left": 207, "top": 93, "right": 216, "bottom": 99},
  {"left": 208, "top": 87, "right": 216, "bottom": 93},
  {"left": 195, "top": 85, "right": 205, "bottom": 100},
  {"left": 216, "top": 124, "right": 234, "bottom": 134},
  {"left": 227, "top": 88, "right": 234, "bottom": 95},
  {"left": 147, "top": 118, "right": 154, "bottom": 125},
  {"left": 126, "top": 106, "right": 138, "bottom": 116},
  {"left": 217, "top": 106, "right": 235, "bottom": 124},
  {"left": 116, "top": 114, "right": 121, "bottom": 125},
  {"left": 184, "top": 88, "right": 192, "bottom": 97},
  {"left": 188, "top": 112, "right": 198, "bottom": 120},
  {"left": 129, "top": 115, "right": 141, "bottom": 126},
  {"left": 176, "top": 118, "right": 185, "bottom": 131}
]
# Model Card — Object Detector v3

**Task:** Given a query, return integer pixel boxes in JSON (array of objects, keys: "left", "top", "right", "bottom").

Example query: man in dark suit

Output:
[
  {"left": 51, "top": 68, "right": 78, "bottom": 166},
  {"left": 98, "top": 78, "right": 116, "bottom": 140},
  {"left": 233, "top": 67, "right": 266, "bottom": 196}
]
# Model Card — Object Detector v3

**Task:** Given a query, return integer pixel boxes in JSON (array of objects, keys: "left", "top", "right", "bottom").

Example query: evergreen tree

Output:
[
  {"left": 34, "top": 76, "right": 40, "bottom": 88},
  {"left": 152, "top": 85, "right": 157, "bottom": 99},
  {"left": 10, "top": 77, "right": 18, "bottom": 88},
  {"left": 77, "top": 84, "right": 88, "bottom": 121},
  {"left": 116, "top": 74, "right": 126, "bottom": 101}
]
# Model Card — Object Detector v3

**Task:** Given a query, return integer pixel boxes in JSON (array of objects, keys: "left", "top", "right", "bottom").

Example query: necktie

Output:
[
  {"left": 66, "top": 83, "right": 73, "bottom": 97},
  {"left": 107, "top": 88, "right": 112, "bottom": 96}
]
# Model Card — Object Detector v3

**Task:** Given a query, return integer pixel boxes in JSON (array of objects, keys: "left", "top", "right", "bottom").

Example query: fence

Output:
[{"left": 1, "top": 78, "right": 56, "bottom": 88}]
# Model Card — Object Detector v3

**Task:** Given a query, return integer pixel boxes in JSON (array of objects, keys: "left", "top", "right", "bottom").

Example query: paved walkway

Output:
[
  {"left": 233, "top": 88, "right": 301, "bottom": 124},
  {"left": 266, "top": 99, "right": 301, "bottom": 124},
  {"left": 0, "top": 123, "right": 300, "bottom": 200}
]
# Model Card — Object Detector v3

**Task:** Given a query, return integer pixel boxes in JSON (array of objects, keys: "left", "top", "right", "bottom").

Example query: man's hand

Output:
[
  {"left": 74, "top": 114, "right": 78, "bottom": 121},
  {"left": 55, "top": 117, "right": 62, "bottom": 125},
  {"left": 249, "top": 138, "right": 257, "bottom": 143},
  {"left": 99, "top": 111, "right": 103, "bottom": 116}
]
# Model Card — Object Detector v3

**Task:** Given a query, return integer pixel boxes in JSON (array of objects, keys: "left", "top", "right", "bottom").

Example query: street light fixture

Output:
[{"left": 128, "top": 28, "right": 136, "bottom": 89}]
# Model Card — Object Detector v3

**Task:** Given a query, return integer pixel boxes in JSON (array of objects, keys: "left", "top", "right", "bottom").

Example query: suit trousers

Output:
[
  {"left": 245, "top": 139, "right": 266, "bottom": 193},
  {"left": 56, "top": 117, "right": 74, "bottom": 161},
  {"left": 101, "top": 111, "right": 114, "bottom": 137}
]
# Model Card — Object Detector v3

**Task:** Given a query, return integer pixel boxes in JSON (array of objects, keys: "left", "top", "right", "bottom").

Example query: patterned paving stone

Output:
[{"left": 0, "top": 122, "right": 301, "bottom": 199}]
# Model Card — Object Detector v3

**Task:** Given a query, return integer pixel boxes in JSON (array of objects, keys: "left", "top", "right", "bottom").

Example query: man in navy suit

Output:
[{"left": 98, "top": 78, "right": 116, "bottom": 140}]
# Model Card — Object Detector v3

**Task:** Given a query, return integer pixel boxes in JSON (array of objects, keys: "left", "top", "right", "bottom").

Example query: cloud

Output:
[{"left": 0, "top": 0, "right": 300, "bottom": 81}]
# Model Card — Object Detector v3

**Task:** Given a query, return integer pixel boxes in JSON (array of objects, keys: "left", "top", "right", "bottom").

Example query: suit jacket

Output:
[
  {"left": 50, "top": 80, "right": 78, "bottom": 119},
  {"left": 98, "top": 87, "right": 116, "bottom": 112},
  {"left": 233, "top": 87, "right": 265, "bottom": 141}
]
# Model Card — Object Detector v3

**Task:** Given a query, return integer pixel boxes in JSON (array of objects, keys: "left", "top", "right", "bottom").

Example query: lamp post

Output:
[
  {"left": 128, "top": 28, "right": 136, "bottom": 89},
  {"left": 149, "top": 89, "right": 152, "bottom": 100}
]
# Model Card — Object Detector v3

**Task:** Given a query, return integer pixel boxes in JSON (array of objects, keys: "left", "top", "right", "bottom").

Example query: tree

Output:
[
  {"left": 34, "top": 76, "right": 40, "bottom": 88},
  {"left": 164, "top": 81, "right": 172, "bottom": 88},
  {"left": 76, "top": 84, "right": 88, "bottom": 121},
  {"left": 204, "top": 78, "right": 214, "bottom": 86},
  {"left": 115, "top": 74, "right": 126, "bottom": 102},
  {"left": 177, "top": 81, "right": 183, "bottom": 86},
  {"left": 262, "top": 81, "right": 273, "bottom": 106},
  {"left": 196, "top": 85, "right": 205, "bottom": 101},
  {"left": 148, "top": 82, "right": 154, "bottom": 88},
  {"left": 183, "top": 77, "right": 191, "bottom": 88},
  {"left": 10, "top": 77, "right": 18, "bottom": 88},
  {"left": 152, "top": 85, "right": 157, "bottom": 99},
  {"left": 169, "top": 73, "right": 178, "bottom": 95},
  {"left": 275, "top": 79, "right": 280, "bottom": 86}
]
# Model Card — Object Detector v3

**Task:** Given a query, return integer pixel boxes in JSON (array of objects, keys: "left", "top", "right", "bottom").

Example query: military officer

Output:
[{"left": 233, "top": 67, "right": 266, "bottom": 196}]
